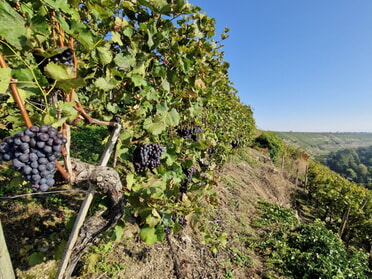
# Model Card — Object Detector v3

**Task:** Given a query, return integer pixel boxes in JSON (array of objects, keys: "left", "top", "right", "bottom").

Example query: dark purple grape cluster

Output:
[
  {"left": 171, "top": 214, "right": 187, "bottom": 228},
  {"left": 0, "top": 125, "right": 67, "bottom": 191},
  {"left": 176, "top": 126, "right": 202, "bottom": 141},
  {"left": 180, "top": 167, "right": 196, "bottom": 194},
  {"left": 178, "top": 215, "right": 187, "bottom": 227},
  {"left": 133, "top": 143, "right": 165, "bottom": 173},
  {"left": 34, "top": 48, "right": 74, "bottom": 71}
]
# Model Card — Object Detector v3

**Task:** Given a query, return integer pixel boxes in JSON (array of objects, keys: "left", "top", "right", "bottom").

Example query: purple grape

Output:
[
  {"left": 22, "top": 166, "right": 32, "bottom": 175},
  {"left": 48, "top": 128, "right": 57, "bottom": 138},
  {"left": 43, "top": 145, "right": 52, "bottom": 154},
  {"left": 38, "top": 164, "right": 47, "bottom": 172},
  {"left": 46, "top": 138, "right": 54, "bottom": 146},
  {"left": 14, "top": 131, "right": 24, "bottom": 138},
  {"left": 36, "top": 141, "right": 45, "bottom": 149},
  {"left": 39, "top": 125, "right": 49, "bottom": 133},
  {"left": 14, "top": 137, "right": 22, "bottom": 145},
  {"left": 48, "top": 155, "right": 56, "bottom": 162},
  {"left": 37, "top": 133, "right": 49, "bottom": 142},
  {"left": 0, "top": 143, "right": 8, "bottom": 153},
  {"left": 12, "top": 158, "right": 24, "bottom": 170},
  {"left": 18, "top": 143, "right": 29, "bottom": 152},
  {"left": 21, "top": 135, "right": 30, "bottom": 143},
  {"left": 29, "top": 126, "right": 39, "bottom": 133},
  {"left": 18, "top": 154, "right": 29, "bottom": 163},
  {"left": 31, "top": 174, "right": 41, "bottom": 183},
  {"left": 35, "top": 150, "right": 45, "bottom": 158},
  {"left": 39, "top": 178, "right": 47, "bottom": 185},
  {"left": 40, "top": 170, "right": 50, "bottom": 178},
  {"left": 3, "top": 153, "right": 13, "bottom": 161},
  {"left": 39, "top": 184, "right": 49, "bottom": 192},
  {"left": 53, "top": 145, "right": 62, "bottom": 152},
  {"left": 46, "top": 162, "right": 55, "bottom": 171},
  {"left": 53, "top": 138, "right": 62, "bottom": 145},
  {"left": 38, "top": 157, "right": 48, "bottom": 165},
  {"left": 29, "top": 152, "right": 38, "bottom": 161},
  {"left": 24, "top": 129, "right": 34, "bottom": 136},
  {"left": 29, "top": 138, "right": 36, "bottom": 148},
  {"left": 46, "top": 178, "right": 55, "bottom": 187}
]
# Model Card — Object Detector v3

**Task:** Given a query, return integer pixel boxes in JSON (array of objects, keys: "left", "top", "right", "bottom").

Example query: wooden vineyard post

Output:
[
  {"left": 0, "top": 221, "right": 15, "bottom": 279},
  {"left": 55, "top": 123, "right": 122, "bottom": 279},
  {"left": 295, "top": 168, "right": 299, "bottom": 188}
]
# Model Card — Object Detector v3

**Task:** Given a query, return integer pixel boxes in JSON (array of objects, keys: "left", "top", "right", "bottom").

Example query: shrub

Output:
[{"left": 254, "top": 132, "right": 283, "bottom": 163}]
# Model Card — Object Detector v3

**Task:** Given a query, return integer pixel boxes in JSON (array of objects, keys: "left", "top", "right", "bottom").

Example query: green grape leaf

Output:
[
  {"left": 28, "top": 252, "right": 45, "bottom": 267},
  {"left": 128, "top": 73, "right": 146, "bottom": 87},
  {"left": 0, "top": 68, "right": 11, "bottom": 93},
  {"left": 106, "top": 103, "right": 120, "bottom": 113},
  {"left": 70, "top": 20, "right": 95, "bottom": 49},
  {"left": 164, "top": 108, "right": 180, "bottom": 127},
  {"left": 12, "top": 69, "right": 34, "bottom": 83},
  {"left": 97, "top": 46, "right": 113, "bottom": 65},
  {"left": 126, "top": 173, "right": 134, "bottom": 191},
  {"left": 139, "top": 226, "right": 158, "bottom": 245},
  {"left": 94, "top": 77, "right": 116, "bottom": 91},
  {"left": 44, "top": 0, "right": 71, "bottom": 11},
  {"left": 114, "top": 53, "right": 136, "bottom": 69},
  {"left": 30, "top": 14, "right": 50, "bottom": 35},
  {"left": 138, "top": 0, "right": 170, "bottom": 14},
  {"left": 44, "top": 62, "right": 74, "bottom": 81},
  {"left": 58, "top": 101, "right": 79, "bottom": 122},
  {"left": 111, "top": 31, "right": 123, "bottom": 46},
  {"left": 123, "top": 26, "right": 133, "bottom": 38},
  {"left": 146, "top": 88, "right": 159, "bottom": 101},
  {"left": 145, "top": 209, "right": 161, "bottom": 227},
  {"left": 0, "top": 2, "right": 27, "bottom": 50},
  {"left": 143, "top": 118, "right": 166, "bottom": 135},
  {"left": 161, "top": 78, "right": 170, "bottom": 92},
  {"left": 9, "top": 176, "right": 24, "bottom": 188},
  {"left": 56, "top": 77, "right": 85, "bottom": 91}
]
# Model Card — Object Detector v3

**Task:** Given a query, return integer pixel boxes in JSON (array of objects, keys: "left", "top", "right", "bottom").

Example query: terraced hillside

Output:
[{"left": 275, "top": 131, "right": 372, "bottom": 158}]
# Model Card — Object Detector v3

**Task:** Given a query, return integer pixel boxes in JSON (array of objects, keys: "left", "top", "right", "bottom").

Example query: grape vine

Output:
[{"left": 0, "top": 0, "right": 256, "bottom": 250}]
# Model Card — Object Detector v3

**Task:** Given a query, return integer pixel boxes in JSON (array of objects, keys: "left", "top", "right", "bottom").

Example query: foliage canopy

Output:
[{"left": 0, "top": 0, "right": 255, "bottom": 243}]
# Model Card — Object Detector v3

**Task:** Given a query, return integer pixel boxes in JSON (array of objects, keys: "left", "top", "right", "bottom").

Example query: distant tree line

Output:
[{"left": 325, "top": 146, "right": 372, "bottom": 189}]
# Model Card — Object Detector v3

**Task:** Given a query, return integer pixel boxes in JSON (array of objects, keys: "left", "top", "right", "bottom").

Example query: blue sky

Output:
[{"left": 189, "top": 0, "right": 372, "bottom": 132}]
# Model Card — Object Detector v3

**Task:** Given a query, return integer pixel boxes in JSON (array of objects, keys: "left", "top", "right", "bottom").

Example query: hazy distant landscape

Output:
[{"left": 275, "top": 131, "right": 372, "bottom": 158}]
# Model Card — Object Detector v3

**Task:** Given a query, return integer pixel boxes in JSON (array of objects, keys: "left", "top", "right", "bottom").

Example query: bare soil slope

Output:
[{"left": 11, "top": 147, "right": 301, "bottom": 279}]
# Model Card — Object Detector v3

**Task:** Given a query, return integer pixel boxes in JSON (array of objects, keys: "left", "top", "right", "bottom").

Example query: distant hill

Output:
[{"left": 274, "top": 131, "right": 372, "bottom": 158}]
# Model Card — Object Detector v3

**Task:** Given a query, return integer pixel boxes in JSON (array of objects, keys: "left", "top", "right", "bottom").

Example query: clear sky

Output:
[{"left": 189, "top": 0, "right": 372, "bottom": 132}]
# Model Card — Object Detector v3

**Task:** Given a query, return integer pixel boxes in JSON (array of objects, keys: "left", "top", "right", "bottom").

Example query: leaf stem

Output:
[
  {"left": 0, "top": 40, "right": 49, "bottom": 107},
  {"left": 0, "top": 52, "right": 33, "bottom": 128}
]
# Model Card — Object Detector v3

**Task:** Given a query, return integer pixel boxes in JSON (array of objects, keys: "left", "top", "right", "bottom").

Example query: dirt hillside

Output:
[{"left": 12, "top": 147, "right": 302, "bottom": 279}]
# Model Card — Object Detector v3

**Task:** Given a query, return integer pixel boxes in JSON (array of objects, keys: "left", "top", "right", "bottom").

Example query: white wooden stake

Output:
[{"left": 55, "top": 124, "right": 121, "bottom": 279}]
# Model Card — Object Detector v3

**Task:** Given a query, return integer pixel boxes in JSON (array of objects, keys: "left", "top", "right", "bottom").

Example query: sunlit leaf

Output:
[
  {"left": 0, "top": 2, "right": 27, "bottom": 50},
  {"left": 97, "top": 46, "right": 113, "bottom": 65},
  {"left": 143, "top": 118, "right": 166, "bottom": 135},
  {"left": 94, "top": 77, "right": 116, "bottom": 91},
  {"left": 0, "top": 68, "right": 11, "bottom": 93},
  {"left": 139, "top": 226, "right": 158, "bottom": 245},
  {"left": 44, "top": 63, "right": 74, "bottom": 81},
  {"left": 164, "top": 108, "right": 180, "bottom": 127}
]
